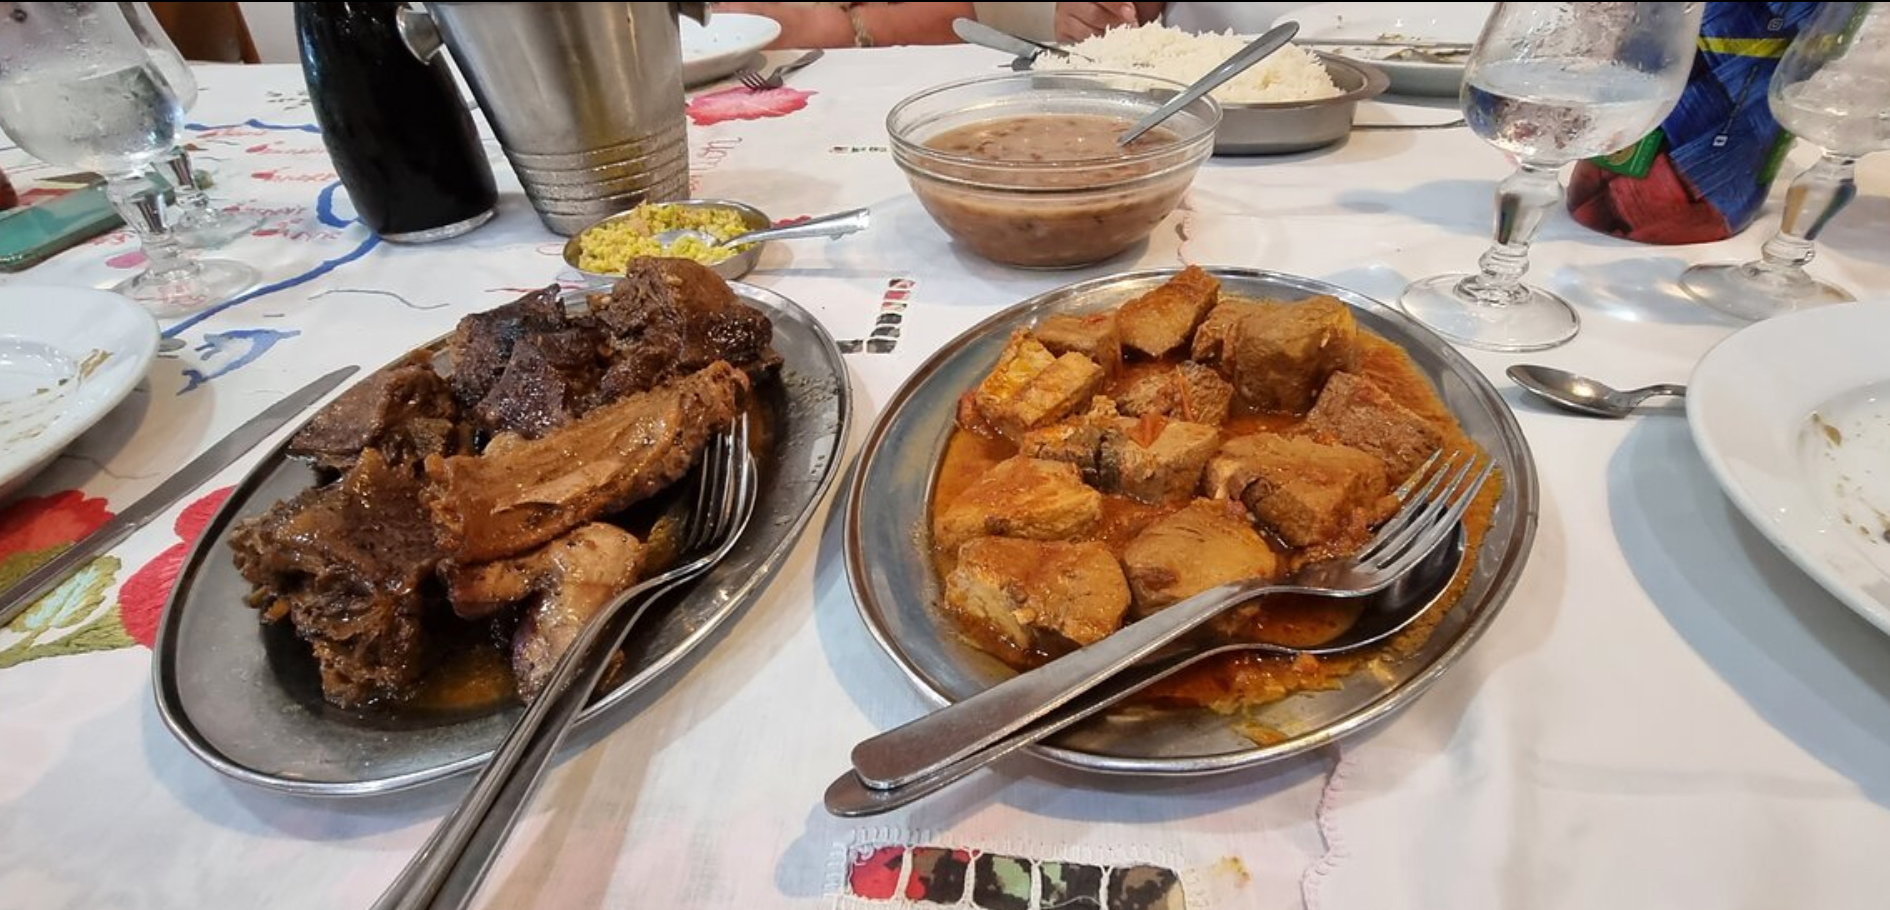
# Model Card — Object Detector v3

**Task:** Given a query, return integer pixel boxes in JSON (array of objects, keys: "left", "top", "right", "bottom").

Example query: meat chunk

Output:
[
  {"left": 933, "top": 456, "right": 1103, "bottom": 554},
  {"left": 1116, "top": 265, "right": 1219, "bottom": 359},
  {"left": 965, "top": 331, "right": 1105, "bottom": 442},
  {"left": 1204, "top": 433, "right": 1394, "bottom": 549},
  {"left": 1122, "top": 499, "right": 1281, "bottom": 616},
  {"left": 1115, "top": 361, "right": 1235, "bottom": 426},
  {"left": 1302, "top": 372, "right": 1444, "bottom": 483},
  {"left": 442, "top": 523, "right": 646, "bottom": 702},
  {"left": 589, "top": 257, "right": 777, "bottom": 397},
  {"left": 447, "top": 285, "right": 572, "bottom": 411},
  {"left": 1199, "top": 297, "right": 1358, "bottom": 413},
  {"left": 230, "top": 449, "right": 444, "bottom": 707},
  {"left": 945, "top": 537, "right": 1130, "bottom": 651},
  {"left": 287, "top": 352, "right": 463, "bottom": 472},
  {"left": 1016, "top": 396, "right": 1117, "bottom": 481},
  {"left": 1033, "top": 312, "right": 1122, "bottom": 377},
  {"left": 426, "top": 362, "right": 749, "bottom": 563},
  {"left": 1098, "top": 415, "right": 1220, "bottom": 505}
]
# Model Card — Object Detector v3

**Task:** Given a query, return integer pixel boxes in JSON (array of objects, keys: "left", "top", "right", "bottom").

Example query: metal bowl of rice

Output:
[
  {"left": 1036, "top": 25, "right": 1390, "bottom": 156},
  {"left": 563, "top": 199, "right": 770, "bottom": 281}
]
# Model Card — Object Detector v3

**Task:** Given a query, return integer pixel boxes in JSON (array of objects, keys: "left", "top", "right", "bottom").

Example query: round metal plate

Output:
[
  {"left": 153, "top": 283, "right": 850, "bottom": 796},
  {"left": 844, "top": 267, "right": 1537, "bottom": 776}
]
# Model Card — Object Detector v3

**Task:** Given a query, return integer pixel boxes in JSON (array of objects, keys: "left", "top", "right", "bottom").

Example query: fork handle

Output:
[
  {"left": 368, "top": 574, "right": 672, "bottom": 910},
  {"left": 850, "top": 576, "right": 1287, "bottom": 790},
  {"left": 768, "top": 48, "right": 824, "bottom": 82}
]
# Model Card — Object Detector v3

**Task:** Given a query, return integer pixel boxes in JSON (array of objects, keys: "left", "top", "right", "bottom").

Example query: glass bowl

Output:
[{"left": 887, "top": 71, "right": 1220, "bottom": 269}]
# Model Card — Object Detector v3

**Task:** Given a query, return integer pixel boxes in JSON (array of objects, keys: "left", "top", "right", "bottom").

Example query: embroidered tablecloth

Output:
[{"left": 4, "top": 48, "right": 1890, "bottom": 910}]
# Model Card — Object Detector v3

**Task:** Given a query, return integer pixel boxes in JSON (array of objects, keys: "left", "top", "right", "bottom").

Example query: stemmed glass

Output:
[
  {"left": 0, "top": 1, "right": 256, "bottom": 317},
  {"left": 118, "top": 0, "right": 262, "bottom": 249},
  {"left": 1399, "top": 2, "right": 1701, "bottom": 351},
  {"left": 1679, "top": 1, "right": 1890, "bottom": 321}
]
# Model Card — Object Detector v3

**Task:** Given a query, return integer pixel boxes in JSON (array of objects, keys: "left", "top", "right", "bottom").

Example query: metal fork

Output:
[
  {"left": 848, "top": 449, "right": 1494, "bottom": 792},
  {"left": 371, "top": 415, "right": 758, "bottom": 910},
  {"left": 739, "top": 48, "right": 824, "bottom": 91}
]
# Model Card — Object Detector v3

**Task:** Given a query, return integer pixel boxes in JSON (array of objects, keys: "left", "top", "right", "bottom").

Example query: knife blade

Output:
[
  {"left": 0, "top": 365, "right": 359, "bottom": 628},
  {"left": 953, "top": 18, "right": 1067, "bottom": 62}
]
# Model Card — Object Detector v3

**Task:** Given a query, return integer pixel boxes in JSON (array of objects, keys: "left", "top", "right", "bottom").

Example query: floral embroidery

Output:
[
  {"left": 0, "top": 490, "right": 127, "bottom": 667},
  {"left": 118, "top": 486, "right": 235, "bottom": 648},
  {"left": 686, "top": 85, "right": 815, "bottom": 126}
]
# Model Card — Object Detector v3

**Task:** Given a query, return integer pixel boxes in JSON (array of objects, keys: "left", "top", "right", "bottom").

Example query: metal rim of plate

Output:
[
  {"left": 152, "top": 281, "right": 851, "bottom": 796},
  {"left": 844, "top": 267, "right": 1538, "bottom": 776}
]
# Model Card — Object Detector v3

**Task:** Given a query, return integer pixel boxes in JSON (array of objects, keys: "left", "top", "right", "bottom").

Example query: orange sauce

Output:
[{"left": 928, "top": 315, "right": 1503, "bottom": 714}]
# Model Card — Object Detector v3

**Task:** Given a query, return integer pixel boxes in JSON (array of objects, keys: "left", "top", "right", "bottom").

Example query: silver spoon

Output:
[
  {"left": 824, "top": 525, "right": 1466, "bottom": 816},
  {"left": 1118, "top": 20, "right": 1300, "bottom": 146},
  {"left": 652, "top": 206, "right": 870, "bottom": 251},
  {"left": 1507, "top": 364, "right": 1687, "bottom": 418}
]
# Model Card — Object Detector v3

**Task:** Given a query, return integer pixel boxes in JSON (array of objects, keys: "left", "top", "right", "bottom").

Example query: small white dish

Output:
[
  {"left": 1285, "top": 2, "right": 1493, "bottom": 97},
  {"left": 681, "top": 13, "right": 781, "bottom": 87},
  {"left": 1689, "top": 302, "right": 1890, "bottom": 636},
  {"left": 0, "top": 286, "right": 159, "bottom": 501}
]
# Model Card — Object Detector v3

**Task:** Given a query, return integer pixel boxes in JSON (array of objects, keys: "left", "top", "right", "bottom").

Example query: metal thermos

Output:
[{"left": 398, "top": 2, "right": 705, "bottom": 235}]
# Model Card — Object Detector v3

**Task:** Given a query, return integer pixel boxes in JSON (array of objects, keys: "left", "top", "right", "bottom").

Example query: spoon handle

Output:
[
  {"left": 729, "top": 207, "right": 870, "bottom": 245},
  {"left": 827, "top": 642, "right": 1242, "bottom": 816},
  {"left": 1634, "top": 383, "right": 1688, "bottom": 400},
  {"left": 1118, "top": 21, "right": 1300, "bottom": 146}
]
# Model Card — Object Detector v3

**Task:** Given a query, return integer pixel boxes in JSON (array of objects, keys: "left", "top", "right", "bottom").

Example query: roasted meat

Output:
[
  {"left": 1017, "top": 396, "right": 1119, "bottom": 482},
  {"left": 1302, "top": 371, "right": 1444, "bottom": 483},
  {"left": 1116, "top": 265, "right": 1220, "bottom": 359},
  {"left": 962, "top": 330, "right": 1106, "bottom": 443},
  {"left": 945, "top": 537, "right": 1130, "bottom": 651},
  {"left": 447, "top": 285, "right": 572, "bottom": 410},
  {"left": 444, "top": 522, "right": 647, "bottom": 702},
  {"left": 933, "top": 456, "right": 1104, "bottom": 554},
  {"left": 590, "top": 257, "right": 778, "bottom": 398},
  {"left": 1121, "top": 499, "right": 1281, "bottom": 616},
  {"left": 1203, "top": 433, "right": 1394, "bottom": 549},
  {"left": 230, "top": 449, "right": 444, "bottom": 707},
  {"left": 446, "top": 285, "right": 615, "bottom": 439},
  {"left": 426, "top": 361, "right": 749, "bottom": 564},
  {"left": 1195, "top": 297, "right": 1358, "bottom": 413},
  {"left": 286, "top": 351, "right": 463, "bottom": 472}
]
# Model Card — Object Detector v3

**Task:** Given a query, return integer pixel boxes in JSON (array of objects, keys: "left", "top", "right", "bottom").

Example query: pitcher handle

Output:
[{"left": 396, "top": 4, "right": 443, "bottom": 61}]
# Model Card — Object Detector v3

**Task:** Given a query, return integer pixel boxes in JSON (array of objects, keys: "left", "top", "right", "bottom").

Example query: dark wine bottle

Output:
[{"left": 295, "top": 1, "right": 495, "bottom": 242}]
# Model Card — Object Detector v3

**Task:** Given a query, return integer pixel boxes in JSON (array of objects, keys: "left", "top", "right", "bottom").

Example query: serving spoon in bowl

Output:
[
  {"left": 1507, "top": 364, "right": 1687, "bottom": 418},
  {"left": 1118, "top": 20, "right": 1301, "bottom": 146},
  {"left": 652, "top": 206, "right": 872, "bottom": 252}
]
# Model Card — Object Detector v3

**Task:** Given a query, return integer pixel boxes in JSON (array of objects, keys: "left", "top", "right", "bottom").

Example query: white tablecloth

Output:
[{"left": 3, "top": 48, "right": 1890, "bottom": 910}]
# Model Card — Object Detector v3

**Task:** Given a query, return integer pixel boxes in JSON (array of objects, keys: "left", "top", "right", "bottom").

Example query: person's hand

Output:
[{"left": 1054, "top": 2, "right": 1141, "bottom": 42}]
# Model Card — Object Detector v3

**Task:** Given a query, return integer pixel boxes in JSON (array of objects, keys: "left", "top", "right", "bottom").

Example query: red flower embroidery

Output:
[
  {"left": 0, "top": 491, "right": 112, "bottom": 558},
  {"left": 118, "top": 486, "right": 233, "bottom": 648},
  {"left": 686, "top": 86, "right": 815, "bottom": 126}
]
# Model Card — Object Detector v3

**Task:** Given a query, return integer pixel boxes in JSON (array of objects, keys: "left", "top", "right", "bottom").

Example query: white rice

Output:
[{"left": 1037, "top": 23, "right": 1342, "bottom": 105}]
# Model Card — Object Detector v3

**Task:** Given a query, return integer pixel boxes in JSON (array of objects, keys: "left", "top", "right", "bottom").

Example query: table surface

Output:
[{"left": 4, "top": 48, "right": 1890, "bottom": 910}]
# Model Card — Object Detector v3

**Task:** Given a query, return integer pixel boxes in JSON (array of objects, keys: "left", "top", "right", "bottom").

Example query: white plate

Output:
[
  {"left": 1689, "top": 302, "right": 1890, "bottom": 636},
  {"left": 1285, "top": 2, "right": 1492, "bottom": 97},
  {"left": 681, "top": 13, "right": 781, "bottom": 87},
  {"left": 0, "top": 286, "right": 158, "bottom": 501}
]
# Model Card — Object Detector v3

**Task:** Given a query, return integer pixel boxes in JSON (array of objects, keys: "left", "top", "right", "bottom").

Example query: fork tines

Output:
[
  {"left": 738, "top": 69, "right": 771, "bottom": 91},
  {"left": 1360, "top": 449, "right": 1495, "bottom": 571}
]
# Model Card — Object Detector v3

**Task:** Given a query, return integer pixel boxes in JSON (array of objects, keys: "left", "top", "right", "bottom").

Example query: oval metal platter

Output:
[
  {"left": 845, "top": 268, "right": 1538, "bottom": 776},
  {"left": 154, "top": 282, "right": 850, "bottom": 796}
]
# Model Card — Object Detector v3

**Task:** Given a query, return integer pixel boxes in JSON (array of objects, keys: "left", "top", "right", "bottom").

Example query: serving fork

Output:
[
  {"left": 842, "top": 448, "right": 1494, "bottom": 795},
  {"left": 738, "top": 48, "right": 825, "bottom": 91},
  {"left": 371, "top": 416, "right": 758, "bottom": 910}
]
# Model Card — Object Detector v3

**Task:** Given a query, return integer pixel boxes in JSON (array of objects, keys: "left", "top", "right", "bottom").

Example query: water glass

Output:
[{"left": 1398, "top": 2, "right": 1701, "bottom": 351}]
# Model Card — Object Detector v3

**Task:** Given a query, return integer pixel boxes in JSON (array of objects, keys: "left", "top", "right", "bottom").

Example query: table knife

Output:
[
  {"left": 952, "top": 18, "right": 1069, "bottom": 62},
  {"left": 0, "top": 365, "right": 359, "bottom": 628}
]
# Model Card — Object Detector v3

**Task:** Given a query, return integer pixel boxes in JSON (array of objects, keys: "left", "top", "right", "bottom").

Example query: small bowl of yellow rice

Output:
[{"left": 564, "top": 199, "right": 771, "bottom": 281}]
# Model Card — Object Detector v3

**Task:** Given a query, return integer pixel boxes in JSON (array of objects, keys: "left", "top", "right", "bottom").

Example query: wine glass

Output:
[
  {"left": 0, "top": 1, "right": 256, "bottom": 317},
  {"left": 1399, "top": 2, "right": 1701, "bottom": 351},
  {"left": 119, "top": 0, "right": 262, "bottom": 249},
  {"left": 1679, "top": 1, "right": 1890, "bottom": 321}
]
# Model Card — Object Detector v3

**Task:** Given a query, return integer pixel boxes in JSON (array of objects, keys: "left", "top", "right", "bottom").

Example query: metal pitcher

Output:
[{"left": 399, "top": 2, "right": 706, "bottom": 235}]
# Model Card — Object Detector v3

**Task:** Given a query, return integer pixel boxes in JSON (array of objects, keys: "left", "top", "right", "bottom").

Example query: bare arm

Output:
[
  {"left": 1054, "top": 2, "right": 1165, "bottom": 42},
  {"left": 716, "top": 2, "right": 977, "bottom": 49}
]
